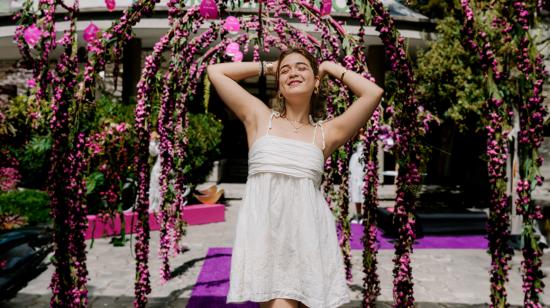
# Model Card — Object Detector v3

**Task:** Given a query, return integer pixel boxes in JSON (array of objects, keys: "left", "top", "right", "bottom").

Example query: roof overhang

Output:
[{"left": 0, "top": 0, "right": 435, "bottom": 60}]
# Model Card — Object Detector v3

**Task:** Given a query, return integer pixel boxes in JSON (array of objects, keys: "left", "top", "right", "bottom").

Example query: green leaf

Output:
[{"left": 86, "top": 171, "right": 105, "bottom": 195}]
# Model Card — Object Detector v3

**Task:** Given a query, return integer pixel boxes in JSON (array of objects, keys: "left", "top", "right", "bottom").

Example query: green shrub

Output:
[
  {"left": 0, "top": 95, "right": 51, "bottom": 146},
  {"left": 93, "top": 95, "right": 136, "bottom": 128},
  {"left": 0, "top": 189, "right": 51, "bottom": 226},
  {"left": 14, "top": 134, "right": 52, "bottom": 189},
  {"left": 180, "top": 113, "right": 223, "bottom": 186},
  {"left": 1, "top": 94, "right": 54, "bottom": 190}
]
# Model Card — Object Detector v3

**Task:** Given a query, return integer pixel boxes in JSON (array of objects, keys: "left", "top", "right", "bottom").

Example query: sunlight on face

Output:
[{"left": 278, "top": 53, "right": 316, "bottom": 98}]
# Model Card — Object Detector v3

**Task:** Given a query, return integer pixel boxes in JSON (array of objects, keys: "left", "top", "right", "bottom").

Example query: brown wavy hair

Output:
[{"left": 271, "top": 47, "right": 326, "bottom": 122}]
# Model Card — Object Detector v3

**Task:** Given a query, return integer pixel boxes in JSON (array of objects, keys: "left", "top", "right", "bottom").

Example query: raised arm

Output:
[
  {"left": 321, "top": 61, "right": 384, "bottom": 153},
  {"left": 206, "top": 62, "right": 270, "bottom": 127}
]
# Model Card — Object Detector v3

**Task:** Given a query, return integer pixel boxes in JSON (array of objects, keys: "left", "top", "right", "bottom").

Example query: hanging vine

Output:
[{"left": 460, "top": 0, "right": 547, "bottom": 306}]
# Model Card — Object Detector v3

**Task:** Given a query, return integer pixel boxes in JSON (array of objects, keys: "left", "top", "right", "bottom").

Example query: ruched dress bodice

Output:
[{"left": 248, "top": 134, "right": 324, "bottom": 187}]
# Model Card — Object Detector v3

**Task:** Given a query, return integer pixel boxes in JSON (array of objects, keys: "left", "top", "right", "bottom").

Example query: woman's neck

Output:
[{"left": 284, "top": 101, "right": 311, "bottom": 124}]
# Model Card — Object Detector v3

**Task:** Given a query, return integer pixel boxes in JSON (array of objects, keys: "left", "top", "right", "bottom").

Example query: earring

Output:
[
  {"left": 278, "top": 92, "right": 284, "bottom": 101},
  {"left": 314, "top": 86, "right": 319, "bottom": 95}
]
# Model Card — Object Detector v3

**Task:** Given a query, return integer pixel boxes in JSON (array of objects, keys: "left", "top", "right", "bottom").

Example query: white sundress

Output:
[{"left": 226, "top": 111, "right": 351, "bottom": 308}]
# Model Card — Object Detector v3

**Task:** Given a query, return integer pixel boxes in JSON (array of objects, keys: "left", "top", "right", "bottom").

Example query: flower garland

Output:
[
  {"left": 363, "top": 0, "right": 428, "bottom": 305},
  {"left": 361, "top": 108, "right": 381, "bottom": 306},
  {"left": 460, "top": 1, "right": 549, "bottom": 306},
  {"left": 158, "top": 8, "right": 214, "bottom": 282},
  {"left": 65, "top": 132, "right": 90, "bottom": 307},
  {"left": 34, "top": 1, "right": 92, "bottom": 305},
  {"left": 12, "top": 0, "right": 165, "bottom": 305},
  {"left": 460, "top": 2, "right": 513, "bottom": 306},
  {"left": 133, "top": 17, "right": 187, "bottom": 307},
  {"left": 345, "top": 3, "right": 384, "bottom": 304},
  {"left": 509, "top": 2, "right": 547, "bottom": 306},
  {"left": 156, "top": 0, "right": 188, "bottom": 284},
  {"left": 334, "top": 89, "right": 353, "bottom": 282}
]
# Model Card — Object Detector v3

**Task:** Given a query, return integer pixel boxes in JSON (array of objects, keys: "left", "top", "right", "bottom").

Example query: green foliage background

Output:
[
  {"left": 0, "top": 189, "right": 51, "bottom": 227},
  {"left": 415, "top": 16, "right": 486, "bottom": 132},
  {"left": 181, "top": 113, "right": 223, "bottom": 187}
]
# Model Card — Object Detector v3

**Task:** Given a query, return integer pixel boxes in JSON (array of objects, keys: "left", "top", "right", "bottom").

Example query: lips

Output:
[{"left": 288, "top": 80, "right": 302, "bottom": 87}]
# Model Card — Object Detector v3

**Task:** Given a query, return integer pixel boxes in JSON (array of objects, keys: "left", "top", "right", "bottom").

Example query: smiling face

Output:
[{"left": 277, "top": 52, "right": 319, "bottom": 101}]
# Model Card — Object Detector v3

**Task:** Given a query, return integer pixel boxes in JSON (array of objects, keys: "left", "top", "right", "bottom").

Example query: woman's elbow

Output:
[
  {"left": 206, "top": 64, "right": 215, "bottom": 76},
  {"left": 206, "top": 64, "right": 221, "bottom": 82},
  {"left": 374, "top": 87, "right": 384, "bottom": 102}
]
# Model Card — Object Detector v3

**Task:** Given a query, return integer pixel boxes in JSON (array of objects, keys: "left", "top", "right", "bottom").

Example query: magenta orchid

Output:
[
  {"left": 105, "top": 0, "right": 116, "bottom": 12},
  {"left": 225, "top": 42, "right": 240, "bottom": 56},
  {"left": 23, "top": 24, "right": 42, "bottom": 48},
  {"left": 224, "top": 16, "right": 240, "bottom": 33},
  {"left": 83, "top": 22, "right": 100, "bottom": 43},
  {"left": 199, "top": 0, "right": 218, "bottom": 19}
]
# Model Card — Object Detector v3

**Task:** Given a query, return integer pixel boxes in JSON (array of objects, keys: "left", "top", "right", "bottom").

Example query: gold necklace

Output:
[{"left": 284, "top": 116, "right": 307, "bottom": 133}]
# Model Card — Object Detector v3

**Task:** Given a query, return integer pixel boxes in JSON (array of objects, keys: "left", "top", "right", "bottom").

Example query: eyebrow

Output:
[{"left": 280, "top": 61, "right": 309, "bottom": 69}]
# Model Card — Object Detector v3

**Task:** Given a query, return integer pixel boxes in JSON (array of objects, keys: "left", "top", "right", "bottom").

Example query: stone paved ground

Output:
[{"left": 1, "top": 185, "right": 550, "bottom": 307}]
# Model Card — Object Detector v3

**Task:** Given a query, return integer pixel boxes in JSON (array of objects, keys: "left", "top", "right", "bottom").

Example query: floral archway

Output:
[
  {"left": 12, "top": 0, "right": 545, "bottom": 307},
  {"left": 130, "top": 2, "right": 425, "bottom": 306}
]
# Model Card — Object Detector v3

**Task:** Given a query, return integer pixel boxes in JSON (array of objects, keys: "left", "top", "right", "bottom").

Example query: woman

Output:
[
  {"left": 207, "top": 48, "right": 383, "bottom": 308},
  {"left": 349, "top": 128, "right": 366, "bottom": 224},
  {"left": 148, "top": 131, "right": 161, "bottom": 213}
]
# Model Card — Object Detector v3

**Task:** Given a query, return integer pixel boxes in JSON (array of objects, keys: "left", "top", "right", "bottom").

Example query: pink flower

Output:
[
  {"left": 105, "top": 0, "right": 116, "bottom": 12},
  {"left": 321, "top": 0, "right": 332, "bottom": 16},
  {"left": 23, "top": 24, "right": 42, "bottom": 48},
  {"left": 115, "top": 123, "right": 127, "bottom": 132},
  {"left": 233, "top": 51, "right": 243, "bottom": 62},
  {"left": 225, "top": 42, "right": 240, "bottom": 57},
  {"left": 0, "top": 167, "right": 21, "bottom": 191},
  {"left": 199, "top": 0, "right": 218, "bottom": 19},
  {"left": 27, "top": 78, "right": 36, "bottom": 88},
  {"left": 381, "top": 136, "right": 394, "bottom": 151},
  {"left": 83, "top": 22, "right": 100, "bottom": 43},
  {"left": 223, "top": 16, "right": 240, "bottom": 33},
  {"left": 29, "top": 111, "right": 41, "bottom": 121}
]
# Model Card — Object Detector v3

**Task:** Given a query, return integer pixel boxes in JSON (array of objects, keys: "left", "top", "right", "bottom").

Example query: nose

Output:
[{"left": 288, "top": 68, "right": 300, "bottom": 78}]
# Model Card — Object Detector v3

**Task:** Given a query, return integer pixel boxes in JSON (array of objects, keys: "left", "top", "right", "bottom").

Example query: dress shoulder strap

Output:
[
  {"left": 266, "top": 109, "right": 280, "bottom": 136},
  {"left": 313, "top": 120, "right": 326, "bottom": 150}
]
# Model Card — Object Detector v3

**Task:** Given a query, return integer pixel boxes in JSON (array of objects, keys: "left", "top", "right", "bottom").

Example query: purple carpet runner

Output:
[
  {"left": 348, "top": 223, "right": 488, "bottom": 250},
  {"left": 188, "top": 226, "right": 488, "bottom": 306},
  {"left": 187, "top": 247, "right": 258, "bottom": 308}
]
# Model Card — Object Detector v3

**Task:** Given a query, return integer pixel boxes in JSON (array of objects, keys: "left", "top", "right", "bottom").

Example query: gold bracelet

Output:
[{"left": 265, "top": 61, "right": 274, "bottom": 76}]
